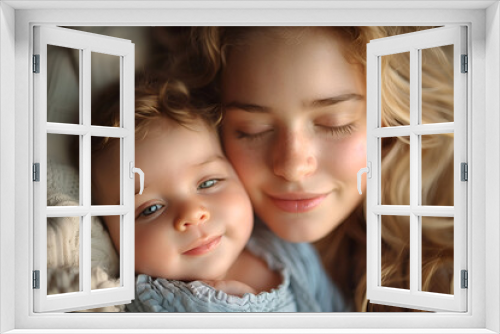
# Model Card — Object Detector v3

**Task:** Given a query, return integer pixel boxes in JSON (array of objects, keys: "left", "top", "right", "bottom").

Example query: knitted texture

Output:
[{"left": 46, "top": 160, "right": 123, "bottom": 312}]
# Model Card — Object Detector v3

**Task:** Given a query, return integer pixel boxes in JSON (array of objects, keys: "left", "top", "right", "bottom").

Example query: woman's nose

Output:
[
  {"left": 174, "top": 203, "right": 210, "bottom": 232},
  {"left": 272, "top": 129, "right": 317, "bottom": 182}
]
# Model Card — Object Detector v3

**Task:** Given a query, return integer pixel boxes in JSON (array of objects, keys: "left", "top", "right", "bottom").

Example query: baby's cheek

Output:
[
  {"left": 135, "top": 226, "right": 178, "bottom": 277},
  {"left": 221, "top": 187, "right": 254, "bottom": 240},
  {"left": 134, "top": 229, "right": 152, "bottom": 265},
  {"left": 135, "top": 227, "right": 162, "bottom": 259}
]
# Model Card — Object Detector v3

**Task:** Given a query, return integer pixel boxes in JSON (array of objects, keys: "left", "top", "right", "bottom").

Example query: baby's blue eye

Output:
[
  {"left": 198, "top": 179, "right": 218, "bottom": 190},
  {"left": 141, "top": 204, "right": 163, "bottom": 216}
]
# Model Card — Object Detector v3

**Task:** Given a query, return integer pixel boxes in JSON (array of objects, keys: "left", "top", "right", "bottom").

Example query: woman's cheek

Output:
[
  {"left": 325, "top": 134, "right": 367, "bottom": 183},
  {"left": 224, "top": 142, "right": 261, "bottom": 185}
]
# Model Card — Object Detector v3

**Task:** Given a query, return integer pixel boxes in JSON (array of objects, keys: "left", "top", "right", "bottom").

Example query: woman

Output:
[{"left": 165, "top": 26, "right": 455, "bottom": 312}]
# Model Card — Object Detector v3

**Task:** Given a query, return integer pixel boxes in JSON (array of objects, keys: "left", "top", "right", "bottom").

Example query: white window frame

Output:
[
  {"left": 33, "top": 25, "right": 136, "bottom": 312},
  {"left": 365, "top": 26, "right": 468, "bottom": 312},
  {"left": 1, "top": 1, "right": 499, "bottom": 333}
]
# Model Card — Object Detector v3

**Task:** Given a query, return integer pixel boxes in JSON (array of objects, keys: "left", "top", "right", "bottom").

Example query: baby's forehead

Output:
[{"left": 137, "top": 117, "right": 225, "bottom": 160}]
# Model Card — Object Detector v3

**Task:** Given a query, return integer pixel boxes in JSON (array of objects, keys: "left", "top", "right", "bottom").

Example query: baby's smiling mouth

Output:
[{"left": 183, "top": 236, "right": 222, "bottom": 256}]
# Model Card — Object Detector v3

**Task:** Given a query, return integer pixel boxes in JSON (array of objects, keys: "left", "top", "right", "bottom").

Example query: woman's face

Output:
[{"left": 221, "top": 28, "right": 367, "bottom": 242}]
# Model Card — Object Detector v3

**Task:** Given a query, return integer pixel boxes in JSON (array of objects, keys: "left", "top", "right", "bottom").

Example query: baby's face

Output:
[{"left": 96, "top": 117, "right": 253, "bottom": 281}]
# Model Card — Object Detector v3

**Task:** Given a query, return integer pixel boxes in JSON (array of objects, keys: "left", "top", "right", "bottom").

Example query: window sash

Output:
[
  {"left": 32, "top": 25, "right": 136, "bottom": 313},
  {"left": 366, "top": 26, "right": 468, "bottom": 312}
]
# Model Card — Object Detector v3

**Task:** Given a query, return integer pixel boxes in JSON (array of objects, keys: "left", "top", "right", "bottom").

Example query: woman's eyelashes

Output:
[
  {"left": 234, "top": 124, "right": 355, "bottom": 141},
  {"left": 316, "top": 123, "right": 355, "bottom": 139},
  {"left": 236, "top": 129, "right": 272, "bottom": 141}
]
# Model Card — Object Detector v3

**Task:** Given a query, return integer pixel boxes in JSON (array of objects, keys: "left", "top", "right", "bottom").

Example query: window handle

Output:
[
  {"left": 357, "top": 162, "right": 371, "bottom": 195},
  {"left": 129, "top": 162, "right": 145, "bottom": 195}
]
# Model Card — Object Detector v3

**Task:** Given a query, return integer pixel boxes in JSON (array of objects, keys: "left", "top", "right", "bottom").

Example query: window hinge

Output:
[
  {"left": 461, "top": 270, "right": 468, "bottom": 289},
  {"left": 461, "top": 162, "right": 468, "bottom": 181},
  {"left": 33, "top": 163, "right": 40, "bottom": 182},
  {"left": 33, "top": 270, "right": 40, "bottom": 289},
  {"left": 33, "top": 54, "right": 40, "bottom": 73},
  {"left": 461, "top": 54, "right": 468, "bottom": 73}
]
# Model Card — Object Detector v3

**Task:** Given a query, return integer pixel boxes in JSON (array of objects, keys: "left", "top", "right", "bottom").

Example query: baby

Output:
[{"left": 91, "top": 78, "right": 343, "bottom": 312}]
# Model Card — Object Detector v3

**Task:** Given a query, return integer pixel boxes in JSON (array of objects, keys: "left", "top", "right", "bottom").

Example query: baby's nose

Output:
[{"left": 174, "top": 204, "right": 210, "bottom": 232}]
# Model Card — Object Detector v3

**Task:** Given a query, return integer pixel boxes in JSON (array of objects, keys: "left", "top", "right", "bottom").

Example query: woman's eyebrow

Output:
[
  {"left": 224, "top": 94, "right": 363, "bottom": 113},
  {"left": 223, "top": 102, "right": 270, "bottom": 113},
  {"left": 307, "top": 93, "right": 364, "bottom": 108}
]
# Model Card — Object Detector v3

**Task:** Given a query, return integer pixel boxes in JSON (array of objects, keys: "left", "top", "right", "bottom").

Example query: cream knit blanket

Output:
[{"left": 47, "top": 160, "right": 124, "bottom": 312}]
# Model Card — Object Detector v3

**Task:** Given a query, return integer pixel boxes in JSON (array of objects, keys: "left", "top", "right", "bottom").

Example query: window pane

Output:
[
  {"left": 381, "top": 136, "right": 410, "bottom": 205},
  {"left": 380, "top": 52, "right": 410, "bottom": 128},
  {"left": 381, "top": 215, "right": 410, "bottom": 290},
  {"left": 47, "top": 45, "right": 80, "bottom": 124},
  {"left": 47, "top": 216, "right": 81, "bottom": 295},
  {"left": 421, "top": 133, "right": 454, "bottom": 206},
  {"left": 91, "top": 52, "right": 121, "bottom": 127},
  {"left": 47, "top": 134, "right": 80, "bottom": 204},
  {"left": 91, "top": 137, "right": 121, "bottom": 206},
  {"left": 421, "top": 45, "right": 454, "bottom": 124},
  {"left": 421, "top": 216, "right": 454, "bottom": 295},
  {"left": 92, "top": 216, "right": 120, "bottom": 290}
]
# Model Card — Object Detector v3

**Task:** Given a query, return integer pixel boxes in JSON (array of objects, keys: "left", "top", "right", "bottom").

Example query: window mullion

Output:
[
  {"left": 90, "top": 126, "right": 128, "bottom": 138},
  {"left": 46, "top": 205, "right": 130, "bottom": 217},
  {"left": 409, "top": 47, "right": 420, "bottom": 294},
  {"left": 373, "top": 125, "right": 412, "bottom": 137},
  {"left": 373, "top": 123, "right": 455, "bottom": 138},
  {"left": 46, "top": 123, "right": 129, "bottom": 138},
  {"left": 82, "top": 47, "right": 91, "bottom": 208},
  {"left": 373, "top": 205, "right": 454, "bottom": 216},
  {"left": 81, "top": 47, "right": 92, "bottom": 295},
  {"left": 413, "top": 123, "right": 454, "bottom": 135}
]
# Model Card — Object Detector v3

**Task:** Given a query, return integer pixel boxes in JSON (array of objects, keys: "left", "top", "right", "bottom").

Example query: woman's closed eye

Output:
[
  {"left": 316, "top": 123, "right": 355, "bottom": 139},
  {"left": 236, "top": 129, "right": 273, "bottom": 141}
]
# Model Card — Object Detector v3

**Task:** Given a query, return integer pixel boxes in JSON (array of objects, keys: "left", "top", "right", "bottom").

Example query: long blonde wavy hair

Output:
[{"left": 163, "top": 26, "right": 455, "bottom": 312}]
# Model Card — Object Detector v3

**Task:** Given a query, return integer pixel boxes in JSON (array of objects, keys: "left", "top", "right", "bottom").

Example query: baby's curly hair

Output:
[{"left": 91, "top": 75, "right": 222, "bottom": 154}]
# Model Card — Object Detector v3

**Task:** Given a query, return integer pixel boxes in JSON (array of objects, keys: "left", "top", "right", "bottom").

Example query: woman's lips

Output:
[
  {"left": 269, "top": 194, "right": 328, "bottom": 213},
  {"left": 183, "top": 236, "right": 222, "bottom": 256}
]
